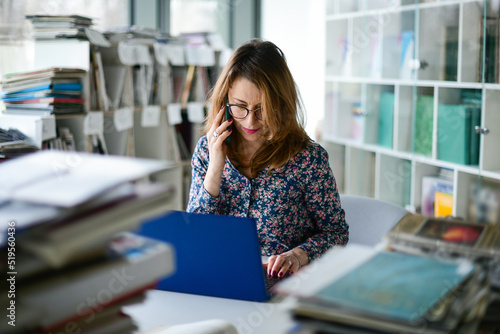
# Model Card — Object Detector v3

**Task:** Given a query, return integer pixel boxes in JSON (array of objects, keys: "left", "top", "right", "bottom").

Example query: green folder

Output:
[
  {"left": 438, "top": 104, "right": 480, "bottom": 165},
  {"left": 413, "top": 95, "right": 433, "bottom": 156},
  {"left": 377, "top": 91, "right": 394, "bottom": 148}
]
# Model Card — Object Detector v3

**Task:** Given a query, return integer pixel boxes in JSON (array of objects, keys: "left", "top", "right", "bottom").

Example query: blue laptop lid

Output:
[{"left": 135, "top": 211, "right": 270, "bottom": 302}]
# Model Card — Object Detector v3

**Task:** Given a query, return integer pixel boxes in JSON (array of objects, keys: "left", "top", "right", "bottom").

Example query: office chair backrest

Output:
[{"left": 340, "top": 194, "right": 409, "bottom": 247}]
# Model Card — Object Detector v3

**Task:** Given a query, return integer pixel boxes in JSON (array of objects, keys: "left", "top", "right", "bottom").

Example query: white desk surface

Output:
[{"left": 124, "top": 289, "right": 297, "bottom": 334}]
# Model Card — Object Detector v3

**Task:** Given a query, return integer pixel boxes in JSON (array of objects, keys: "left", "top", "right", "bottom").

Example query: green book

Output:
[
  {"left": 377, "top": 91, "right": 394, "bottom": 148},
  {"left": 438, "top": 104, "right": 475, "bottom": 165},
  {"left": 413, "top": 95, "right": 433, "bottom": 156}
]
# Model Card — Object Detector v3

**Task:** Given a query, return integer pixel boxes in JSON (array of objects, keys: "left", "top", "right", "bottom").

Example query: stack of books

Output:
[
  {"left": 276, "top": 214, "right": 500, "bottom": 334},
  {"left": 0, "top": 150, "right": 177, "bottom": 334},
  {"left": 25, "top": 14, "right": 93, "bottom": 40},
  {"left": 0, "top": 128, "right": 39, "bottom": 161},
  {"left": 0, "top": 67, "right": 86, "bottom": 115}
]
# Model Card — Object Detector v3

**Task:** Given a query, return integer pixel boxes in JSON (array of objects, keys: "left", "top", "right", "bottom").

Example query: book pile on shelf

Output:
[
  {"left": 0, "top": 67, "right": 86, "bottom": 116},
  {"left": 421, "top": 168, "right": 454, "bottom": 217},
  {"left": 0, "top": 150, "right": 176, "bottom": 334},
  {"left": 25, "top": 14, "right": 93, "bottom": 40},
  {"left": 276, "top": 214, "right": 500, "bottom": 334}
]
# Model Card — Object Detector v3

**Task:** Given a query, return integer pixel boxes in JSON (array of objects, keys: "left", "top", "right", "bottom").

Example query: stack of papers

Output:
[{"left": 0, "top": 150, "right": 177, "bottom": 334}]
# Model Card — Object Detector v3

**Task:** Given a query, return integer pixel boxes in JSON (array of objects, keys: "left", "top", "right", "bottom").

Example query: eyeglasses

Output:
[{"left": 226, "top": 104, "right": 263, "bottom": 120}]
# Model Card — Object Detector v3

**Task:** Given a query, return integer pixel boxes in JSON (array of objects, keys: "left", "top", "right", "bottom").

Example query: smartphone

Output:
[{"left": 224, "top": 96, "right": 232, "bottom": 145}]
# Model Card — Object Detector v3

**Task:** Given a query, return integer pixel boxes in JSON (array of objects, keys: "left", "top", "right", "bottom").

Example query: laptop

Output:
[{"left": 134, "top": 210, "right": 283, "bottom": 302}]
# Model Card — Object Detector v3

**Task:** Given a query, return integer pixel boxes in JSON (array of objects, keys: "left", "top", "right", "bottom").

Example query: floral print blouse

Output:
[{"left": 187, "top": 136, "right": 349, "bottom": 261}]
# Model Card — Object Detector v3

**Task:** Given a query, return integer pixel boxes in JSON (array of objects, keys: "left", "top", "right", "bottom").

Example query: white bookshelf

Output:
[{"left": 323, "top": 0, "right": 500, "bottom": 220}]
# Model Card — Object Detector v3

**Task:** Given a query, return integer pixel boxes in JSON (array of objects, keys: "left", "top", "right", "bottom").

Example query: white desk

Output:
[{"left": 124, "top": 289, "right": 297, "bottom": 334}]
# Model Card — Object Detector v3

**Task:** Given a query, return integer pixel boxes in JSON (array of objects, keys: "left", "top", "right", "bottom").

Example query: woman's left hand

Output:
[{"left": 266, "top": 249, "right": 308, "bottom": 277}]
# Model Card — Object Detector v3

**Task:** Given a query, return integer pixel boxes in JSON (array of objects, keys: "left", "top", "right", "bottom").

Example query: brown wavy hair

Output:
[{"left": 204, "top": 39, "right": 311, "bottom": 178}]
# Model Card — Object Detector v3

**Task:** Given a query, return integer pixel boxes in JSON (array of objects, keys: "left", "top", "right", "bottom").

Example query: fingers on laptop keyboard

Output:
[{"left": 267, "top": 254, "right": 295, "bottom": 277}]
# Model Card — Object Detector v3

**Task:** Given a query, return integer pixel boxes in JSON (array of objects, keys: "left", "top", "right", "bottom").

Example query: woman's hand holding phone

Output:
[{"left": 204, "top": 107, "right": 233, "bottom": 197}]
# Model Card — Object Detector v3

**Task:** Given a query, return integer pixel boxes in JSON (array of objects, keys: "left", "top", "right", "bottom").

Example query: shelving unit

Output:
[
  {"left": 323, "top": 0, "right": 500, "bottom": 221},
  {"left": 0, "top": 35, "right": 224, "bottom": 210}
]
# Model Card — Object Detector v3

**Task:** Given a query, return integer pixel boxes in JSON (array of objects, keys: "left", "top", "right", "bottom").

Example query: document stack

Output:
[
  {"left": 25, "top": 14, "right": 93, "bottom": 40},
  {"left": 0, "top": 150, "right": 176, "bottom": 334},
  {"left": 0, "top": 67, "right": 86, "bottom": 116},
  {"left": 276, "top": 214, "right": 500, "bottom": 334}
]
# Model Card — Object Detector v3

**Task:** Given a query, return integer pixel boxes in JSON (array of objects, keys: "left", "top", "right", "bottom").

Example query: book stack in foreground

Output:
[
  {"left": 0, "top": 150, "right": 177, "bottom": 334},
  {"left": 1, "top": 67, "right": 86, "bottom": 116},
  {"left": 276, "top": 214, "right": 500, "bottom": 334}
]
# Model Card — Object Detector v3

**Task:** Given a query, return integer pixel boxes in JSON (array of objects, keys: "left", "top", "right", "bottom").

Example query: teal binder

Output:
[
  {"left": 438, "top": 104, "right": 480, "bottom": 165},
  {"left": 377, "top": 91, "right": 394, "bottom": 148},
  {"left": 414, "top": 95, "right": 433, "bottom": 156}
]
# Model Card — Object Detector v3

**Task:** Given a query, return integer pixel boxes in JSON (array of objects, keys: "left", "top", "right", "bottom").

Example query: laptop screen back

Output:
[{"left": 135, "top": 211, "right": 270, "bottom": 302}]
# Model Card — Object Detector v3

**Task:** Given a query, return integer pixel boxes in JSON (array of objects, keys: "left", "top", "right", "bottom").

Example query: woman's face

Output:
[{"left": 227, "top": 77, "right": 265, "bottom": 145}]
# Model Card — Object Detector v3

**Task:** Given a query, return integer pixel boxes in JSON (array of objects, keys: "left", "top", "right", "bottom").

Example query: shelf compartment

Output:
[
  {"left": 326, "top": 18, "right": 349, "bottom": 77},
  {"left": 482, "top": 89, "right": 500, "bottom": 174},
  {"left": 376, "top": 153, "right": 411, "bottom": 208},
  {"left": 323, "top": 141, "right": 346, "bottom": 194},
  {"left": 324, "top": 81, "right": 362, "bottom": 140},
  {"left": 418, "top": 4, "right": 460, "bottom": 81},
  {"left": 346, "top": 146, "right": 375, "bottom": 197}
]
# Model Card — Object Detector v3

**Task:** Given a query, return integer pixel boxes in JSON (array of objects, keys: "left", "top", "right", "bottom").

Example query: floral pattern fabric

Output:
[{"left": 187, "top": 136, "right": 349, "bottom": 260}]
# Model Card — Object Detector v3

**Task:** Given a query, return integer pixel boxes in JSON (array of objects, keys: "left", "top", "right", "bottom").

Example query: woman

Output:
[{"left": 187, "top": 39, "right": 348, "bottom": 277}]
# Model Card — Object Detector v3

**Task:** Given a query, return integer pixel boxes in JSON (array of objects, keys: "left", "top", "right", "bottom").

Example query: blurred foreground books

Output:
[
  {"left": 277, "top": 214, "right": 500, "bottom": 334},
  {"left": 0, "top": 150, "right": 176, "bottom": 333}
]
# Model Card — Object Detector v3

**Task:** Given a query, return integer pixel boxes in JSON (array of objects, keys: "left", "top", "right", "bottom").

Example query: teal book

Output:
[
  {"left": 377, "top": 91, "right": 394, "bottom": 148},
  {"left": 314, "top": 251, "right": 474, "bottom": 323},
  {"left": 413, "top": 95, "right": 433, "bottom": 156},
  {"left": 469, "top": 106, "right": 481, "bottom": 166},
  {"left": 438, "top": 104, "right": 474, "bottom": 165}
]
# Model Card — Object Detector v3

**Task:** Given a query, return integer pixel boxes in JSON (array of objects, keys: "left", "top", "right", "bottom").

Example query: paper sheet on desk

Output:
[
  {"left": 0, "top": 150, "right": 172, "bottom": 207},
  {"left": 139, "top": 319, "right": 237, "bottom": 334}
]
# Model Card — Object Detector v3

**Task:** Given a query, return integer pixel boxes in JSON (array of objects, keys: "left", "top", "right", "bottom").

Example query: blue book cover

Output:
[
  {"left": 314, "top": 251, "right": 474, "bottom": 322},
  {"left": 1, "top": 83, "right": 82, "bottom": 97}
]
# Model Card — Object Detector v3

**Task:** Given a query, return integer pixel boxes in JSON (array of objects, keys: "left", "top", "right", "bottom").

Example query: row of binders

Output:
[
  {"left": 0, "top": 150, "right": 176, "bottom": 334},
  {"left": 276, "top": 214, "right": 500, "bottom": 333}
]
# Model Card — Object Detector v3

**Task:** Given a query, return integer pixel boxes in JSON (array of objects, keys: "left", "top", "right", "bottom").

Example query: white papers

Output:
[
  {"left": 185, "top": 45, "right": 216, "bottom": 66},
  {"left": 83, "top": 112, "right": 104, "bottom": 135},
  {"left": 153, "top": 43, "right": 169, "bottom": 66},
  {"left": 165, "top": 45, "right": 185, "bottom": 66},
  {"left": 84, "top": 28, "right": 111, "bottom": 47},
  {"left": 275, "top": 244, "right": 376, "bottom": 297},
  {"left": 118, "top": 42, "right": 153, "bottom": 65},
  {"left": 207, "top": 33, "right": 226, "bottom": 51},
  {"left": 0, "top": 150, "right": 170, "bottom": 207},
  {"left": 167, "top": 103, "right": 183, "bottom": 125},
  {"left": 142, "top": 105, "right": 161, "bottom": 127},
  {"left": 187, "top": 102, "right": 205, "bottom": 123},
  {"left": 143, "top": 319, "right": 238, "bottom": 334},
  {"left": 114, "top": 107, "right": 134, "bottom": 131}
]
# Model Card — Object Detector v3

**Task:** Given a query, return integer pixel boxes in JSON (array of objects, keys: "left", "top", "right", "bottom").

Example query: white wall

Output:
[{"left": 261, "top": 0, "right": 325, "bottom": 141}]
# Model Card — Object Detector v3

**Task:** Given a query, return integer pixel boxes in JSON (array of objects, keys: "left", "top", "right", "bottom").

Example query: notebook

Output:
[{"left": 134, "top": 210, "right": 282, "bottom": 302}]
